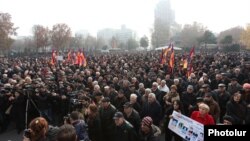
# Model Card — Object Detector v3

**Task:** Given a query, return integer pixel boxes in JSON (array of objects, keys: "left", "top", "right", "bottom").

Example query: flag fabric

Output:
[
  {"left": 187, "top": 46, "right": 195, "bottom": 77},
  {"left": 169, "top": 44, "right": 175, "bottom": 72},
  {"left": 80, "top": 51, "right": 87, "bottom": 67},
  {"left": 160, "top": 44, "right": 171, "bottom": 64},
  {"left": 51, "top": 50, "right": 57, "bottom": 65},
  {"left": 76, "top": 50, "right": 81, "bottom": 65},
  {"left": 160, "top": 49, "right": 167, "bottom": 64},
  {"left": 189, "top": 46, "right": 195, "bottom": 59},
  {"left": 183, "top": 58, "right": 188, "bottom": 69},
  {"left": 72, "top": 51, "right": 77, "bottom": 64},
  {"left": 67, "top": 50, "right": 72, "bottom": 62}
]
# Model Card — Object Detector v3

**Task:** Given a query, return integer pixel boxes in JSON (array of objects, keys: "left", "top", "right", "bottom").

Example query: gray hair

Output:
[
  {"left": 130, "top": 93, "right": 137, "bottom": 99},
  {"left": 148, "top": 93, "right": 156, "bottom": 99},
  {"left": 145, "top": 88, "right": 152, "bottom": 93}
]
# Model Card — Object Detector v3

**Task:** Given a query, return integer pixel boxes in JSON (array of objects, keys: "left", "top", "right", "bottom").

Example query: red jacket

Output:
[{"left": 191, "top": 111, "right": 215, "bottom": 125}]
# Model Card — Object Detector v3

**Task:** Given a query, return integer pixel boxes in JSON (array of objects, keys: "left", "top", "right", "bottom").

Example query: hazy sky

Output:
[{"left": 1, "top": 0, "right": 250, "bottom": 37}]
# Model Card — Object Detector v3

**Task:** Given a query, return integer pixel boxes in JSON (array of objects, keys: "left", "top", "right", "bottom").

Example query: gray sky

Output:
[{"left": 1, "top": 0, "right": 250, "bottom": 37}]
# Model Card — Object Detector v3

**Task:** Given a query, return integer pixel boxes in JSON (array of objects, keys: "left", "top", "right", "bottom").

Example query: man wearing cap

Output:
[
  {"left": 113, "top": 89, "right": 128, "bottom": 112},
  {"left": 113, "top": 112, "right": 138, "bottom": 141},
  {"left": 204, "top": 92, "right": 220, "bottom": 123},
  {"left": 123, "top": 102, "right": 141, "bottom": 134},
  {"left": 196, "top": 84, "right": 210, "bottom": 98},
  {"left": 222, "top": 115, "right": 234, "bottom": 125},
  {"left": 99, "top": 97, "right": 117, "bottom": 141},
  {"left": 227, "top": 78, "right": 242, "bottom": 95},
  {"left": 213, "top": 83, "right": 230, "bottom": 123},
  {"left": 181, "top": 85, "right": 196, "bottom": 116}
]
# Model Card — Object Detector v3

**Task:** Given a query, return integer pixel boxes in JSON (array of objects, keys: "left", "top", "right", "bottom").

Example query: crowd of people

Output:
[{"left": 0, "top": 51, "right": 250, "bottom": 141}]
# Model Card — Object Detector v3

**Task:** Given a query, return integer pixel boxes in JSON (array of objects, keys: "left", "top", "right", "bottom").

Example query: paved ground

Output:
[{"left": 0, "top": 122, "right": 23, "bottom": 141}]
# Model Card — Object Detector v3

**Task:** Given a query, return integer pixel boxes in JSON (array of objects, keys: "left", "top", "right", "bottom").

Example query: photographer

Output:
[
  {"left": 22, "top": 117, "right": 59, "bottom": 141},
  {"left": 64, "top": 111, "right": 90, "bottom": 141},
  {"left": 33, "top": 85, "right": 53, "bottom": 122}
]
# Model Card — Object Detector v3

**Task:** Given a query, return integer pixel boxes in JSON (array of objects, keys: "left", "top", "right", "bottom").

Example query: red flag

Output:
[
  {"left": 76, "top": 51, "right": 81, "bottom": 65},
  {"left": 187, "top": 46, "right": 195, "bottom": 77},
  {"left": 51, "top": 50, "right": 57, "bottom": 65},
  {"left": 169, "top": 44, "right": 174, "bottom": 71},
  {"left": 67, "top": 50, "right": 72, "bottom": 62},
  {"left": 183, "top": 59, "right": 188, "bottom": 69},
  {"left": 160, "top": 44, "right": 171, "bottom": 64},
  {"left": 82, "top": 51, "right": 87, "bottom": 67},
  {"left": 160, "top": 49, "right": 167, "bottom": 64}
]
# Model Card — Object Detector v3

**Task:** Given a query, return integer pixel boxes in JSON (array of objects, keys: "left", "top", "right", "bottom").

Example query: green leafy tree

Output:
[
  {"left": 220, "top": 35, "right": 233, "bottom": 44},
  {"left": 179, "top": 22, "right": 205, "bottom": 48},
  {"left": 127, "top": 38, "right": 139, "bottom": 50},
  {"left": 140, "top": 35, "right": 149, "bottom": 48},
  {"left": 198, "top": 30, "right": 217, "bottom": 44}
]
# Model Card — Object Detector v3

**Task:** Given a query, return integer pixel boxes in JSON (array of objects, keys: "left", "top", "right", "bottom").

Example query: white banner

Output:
[
  {"left": 168, "top": 111, "right": 204, "bottom": 141},
  {"left": 57, "top": 56, "right": 63, "bottom": 61}
]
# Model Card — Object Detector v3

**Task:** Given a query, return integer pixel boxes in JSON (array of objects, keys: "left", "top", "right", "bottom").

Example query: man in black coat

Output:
[
  {"left": 113, "top": 112, "right": 138, "bottom": 141},
  {"left": 99, "top": 97, "right": 117, "bottom": 141},
  {"left": 123, "top": 102, "right": 141, "bottom": 134},
  {"left": 141, "top": 93, "right": 162, "bottom": 126}
]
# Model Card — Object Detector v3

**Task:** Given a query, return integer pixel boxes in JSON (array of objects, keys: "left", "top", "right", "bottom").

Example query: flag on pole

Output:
[
  {"left": 67, "top": 50, "right": 72, "bottom": 62},
  {"left": 80, "top": 51, "right": 87, "bottom": 67},
  {"left": 160, "top": 44, "right": 171, "bottom": 64},
  {"left": 187, "top": 46, "right": 195, "bottom": 77},
  {"left": 51, "top": 50, "right": 57, "bottom": 65},
  {"left": 169, "top": 44, "right": 175, "bottom": 73},
  {"left": 76, "top": 50, "right": 81, "bottom": 65}
]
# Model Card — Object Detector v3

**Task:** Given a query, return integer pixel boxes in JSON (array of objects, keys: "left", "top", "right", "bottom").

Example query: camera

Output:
[{"left": 24, "top": 129, "right": 31, "bottom": 138}]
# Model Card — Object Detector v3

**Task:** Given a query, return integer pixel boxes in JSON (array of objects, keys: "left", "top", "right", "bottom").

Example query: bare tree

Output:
[
  {"left": 84, "top": 35, "right": 96, "bottom": 51},
  {"left": 0, "top": 12, "right": 18, "bottom": 53},
  {"left": 32, "top": 25, "right": 50, "bottom": 52},
  {"left": 51, "top": 23, "right": 71, "bottom": 51}
]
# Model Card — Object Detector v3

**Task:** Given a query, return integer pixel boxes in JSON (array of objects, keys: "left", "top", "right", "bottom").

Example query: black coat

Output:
[
  {"left": 124, "top": 110, "right": 141, "bottom": 134},
  {"left": 226, "top": 100, "right": 247, "bottom": 124},
  {"left": 87, "top": 115, "right": 103, "bottom": 141},
  {"left": 181, "top": 91, "right": 196, "bottom": 116},
  {"left": 113, "top": 121, "right": 138, "bottom": 141},
  {"left": 99, "top": 104, "right": 117, "bottom": 141},
  {"left": 141, "top": 101, "right": 162, "bottom": 126}
]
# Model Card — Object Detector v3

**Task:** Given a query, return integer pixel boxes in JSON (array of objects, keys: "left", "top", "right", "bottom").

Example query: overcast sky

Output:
[{"left": 1, "top": 0, "right": 250, "bottom": 37}]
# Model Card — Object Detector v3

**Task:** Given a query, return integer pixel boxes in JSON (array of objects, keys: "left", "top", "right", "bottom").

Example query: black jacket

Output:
[
  {"left": 113, "top": 121, "right": 138, "bottom": 141},
  {"left": 124, "top": 110, "right": 141, "bottom": 134},
  {"left": 87, "top": 115, "right": 102, "bottom": 141}
]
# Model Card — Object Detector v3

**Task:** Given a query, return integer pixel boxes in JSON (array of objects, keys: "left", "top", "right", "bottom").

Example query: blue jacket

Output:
[{"left": 72, "top": 120, "right": 90, "bottom": 141}]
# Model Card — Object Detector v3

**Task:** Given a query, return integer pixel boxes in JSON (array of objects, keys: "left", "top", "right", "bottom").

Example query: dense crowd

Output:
[{"left": 0, "top": 51, "right": 250, "bottom": 141}]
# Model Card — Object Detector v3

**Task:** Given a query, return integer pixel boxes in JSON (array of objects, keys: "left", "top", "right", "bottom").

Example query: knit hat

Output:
[
  {"left": 142, "top": 116, "right": 153, "bottom": 127},
  {"left": 243, "top": 83, "right": 250, "bottom": 89}
]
